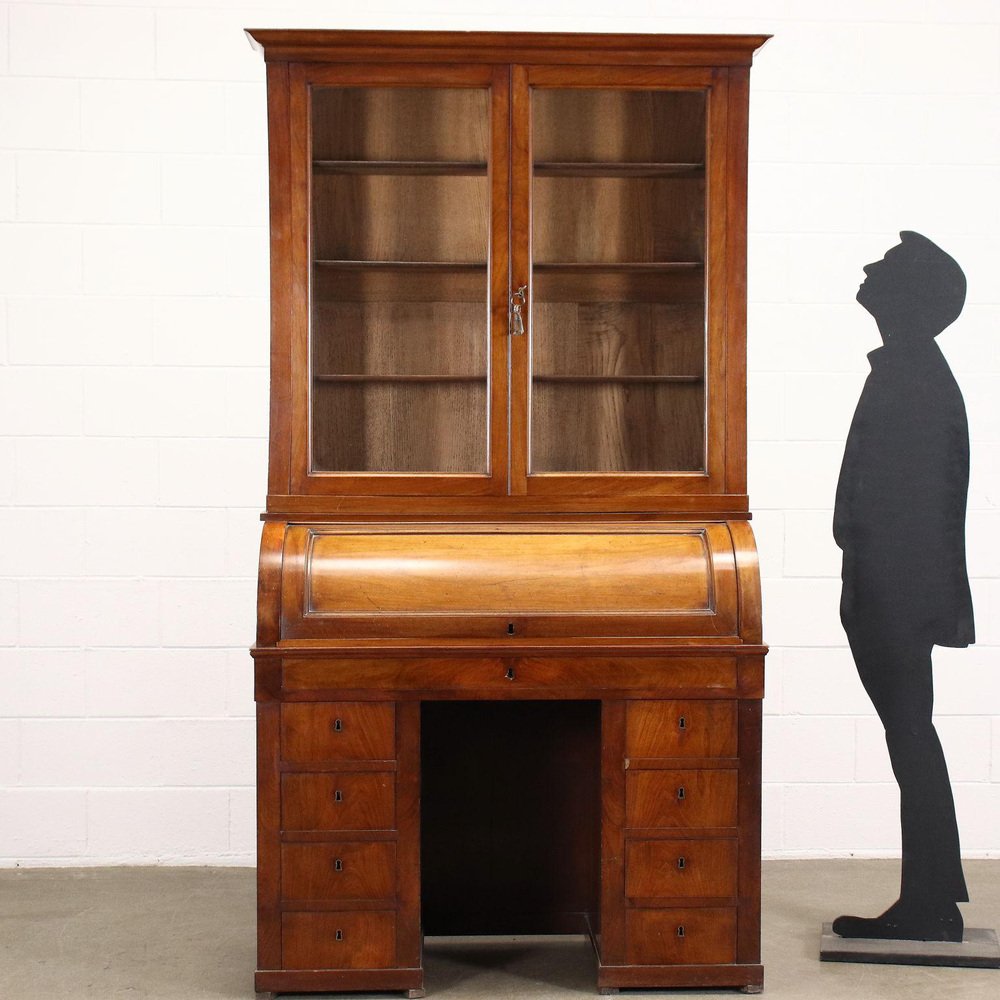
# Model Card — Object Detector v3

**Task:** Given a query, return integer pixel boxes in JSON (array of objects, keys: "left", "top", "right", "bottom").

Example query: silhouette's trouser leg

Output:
[{"left": 846, "top": 627, "right": 968, "bottom": 904}]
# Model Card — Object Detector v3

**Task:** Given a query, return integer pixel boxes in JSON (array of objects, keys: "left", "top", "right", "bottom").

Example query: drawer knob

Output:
[
  {"left": 677, "top": 925, "right": 686, "bottom": 938},
  {"left": 678, "top": 715, "right": 687, "bottom": 731},
  {"left": 677, "top": 856, "right": 686, "bottom": 870},
  {"left": 335, "top": 929, "right": 343, "bottom": 942},
  {"left": 334, "top": 858, "right": 344, "bottom": 872},
  {"left": 332, "top": 718, "right": 343, "bottom": 732},
  {"left": 334, "top": 789, "right": 343, "bottom": 803},
  {"left": 677, "top": 786, "right": 686, "bottom": 800}
]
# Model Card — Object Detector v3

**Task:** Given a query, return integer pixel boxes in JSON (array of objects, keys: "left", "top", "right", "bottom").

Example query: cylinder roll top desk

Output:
[{"left": 248, "top": 28, "right": 769, "bottom": 997}]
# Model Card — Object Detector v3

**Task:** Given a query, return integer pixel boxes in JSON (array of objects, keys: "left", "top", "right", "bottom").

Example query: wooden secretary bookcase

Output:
[{"left": 248, "top": 29, "right": 769, "bottom": 997}]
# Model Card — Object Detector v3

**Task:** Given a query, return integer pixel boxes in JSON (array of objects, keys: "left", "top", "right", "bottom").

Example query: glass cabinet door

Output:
[
  {"left": 292, "top": 66, "right": 508, "bottom": 495},
  {"left": 512, "top": 68, "right": 727, "bottom": 496}
]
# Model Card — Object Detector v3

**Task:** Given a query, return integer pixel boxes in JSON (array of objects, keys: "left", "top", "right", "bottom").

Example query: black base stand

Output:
[{"left": 820, "top": 923, "right": 1000, "bottom": 969}]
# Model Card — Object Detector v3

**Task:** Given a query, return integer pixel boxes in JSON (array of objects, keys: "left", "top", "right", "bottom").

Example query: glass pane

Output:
[
  {"left": 309, "top": 87, "right": 490, "bottom": 474},
  {"left": 530, "top": 89, "right": 707, "bottom": 474}
]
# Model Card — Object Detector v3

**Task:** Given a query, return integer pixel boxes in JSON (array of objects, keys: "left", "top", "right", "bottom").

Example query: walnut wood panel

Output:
[
  {"left": 532, "top": 87, "right": 705, "bottom": 164},
  {"left": 395, "top": 701, "right": 422, "bottom": 969},
  {"left": 281, "top": 842, "right": 396, "bottom": 903},
  {"left": 530, "top": 380, "right": 704, "bottom": 473},
  {"left": 256, "top": 702, "right": 281, "bottom": 972},
  {"left": 625, "top": 907, "right": 736, "bottom": 965},
  {"left": 532, "top": 303, "right": 704, "bottom": 377},
  {"left": 312, "top": 174, "right": 488, "bottom": 262},
  {"left": 278, "top": 522, "right": 740, "bottom": 640},
  {"left": 311, "top": 85, "right": 489, "bottom": 161},
  {"left": 533, "top": 177, "right": 704, "bottom": 264},
  {"left": 626, "top": 700, "right": 737, "bottom": 758},
  {"left": 281, "top": 772, "right": 396, "bottom": 832},
  {"left": 737, "top": 699, "right": 763, "bottom": 965},
  {"left": 625, "top": 838, "right": 738, "bottom": 899},
  {"left": 599, "top": 700, "right": 626, "bottom": 966},
  {"left": 626, "top": 769, "right": 738, "bottom": 830},
  {"left": 311, "top": 380, "right": 488, "bottom": 474},
  {"left": 312, "top": 302, "right": 487, "bottom": 377},
  {"left": 281, "top": 703, "right": 395, "bottom": 762},
  {"left": 281, "top": 911, "right": 396, "bottom": 970},
  {"left": 281, "top": 655, "right": 739, "bottom": 696}
]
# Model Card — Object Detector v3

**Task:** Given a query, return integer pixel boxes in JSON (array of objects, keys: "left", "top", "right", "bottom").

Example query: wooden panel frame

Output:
[
  {"left": 282, "top": 61, "right": 510, "bottom": 499},
  {"left": 511, "top": 64, "right": 736, "bottom": 501}
]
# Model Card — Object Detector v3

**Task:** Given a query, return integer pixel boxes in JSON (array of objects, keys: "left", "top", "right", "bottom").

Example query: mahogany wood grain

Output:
[
  {"left": 281, "top": 703, "right": 395, "bottom": 762},
  {"left": 626, "top": 700, "right": 738, "bottom": 758},
  {"left": 597, "top": 962, "right": 763, "bottom": 991},
  {"left": 395, "top": 701, "right": 422, "bottom": 970},
  {"left": 625, "top": 838, "right": 738, "bottom": 899},
  {"left": 599, "top": 700, "right": 627, "bottom": 967},
  {"left": 256, "top": 702, "right": 282, "bottom": 973},
  {"left": 626, "top": 769, "right": 739, "bottom": 829},
  {"left": 281, "top": 655, "right": 740, "bottom": 697},
  {"left": 737, "top": 699, "right": 763, "bottom": 965},
  {"left": 625, "top": 907, "right": 736, "bottom": 965},
  {"left": 281, "top": 842, "right": 396, "bottom": 902},
  {"left": 281, "top": 911, "right": 396, "bottom": 969},
  {"left": 281, "top": 772, "right": 395, "bottom": 832}
]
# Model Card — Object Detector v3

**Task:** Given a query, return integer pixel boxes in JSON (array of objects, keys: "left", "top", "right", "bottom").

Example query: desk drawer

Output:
[
  {"left": 281, "top": 703, "right": 395, "bottom": 763},
  {"left": 281, "top": 842, "right": 396, "bottom": 903},
  {"left": 626, "top": 770, "right": 738, "bottom": 830},
  {"left": 281, "top": 772, "right": 396, "bottom": 832},
  {"left": 627, "top": 700, "right": 737, "bottom": 758},
  {"left": 626, "top": 838, "right": 738, "bottom": 899},
  {"left": 282, "top": 911, "right": 396, "bottom": 970},
  {"left": 626, "top": 907, "right": 736, "bottom": 965}
]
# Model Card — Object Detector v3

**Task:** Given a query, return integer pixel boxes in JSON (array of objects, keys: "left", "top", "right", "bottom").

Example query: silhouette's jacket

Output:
[{"left": 832, "top": 231, "right": 973, "bottom": 942}]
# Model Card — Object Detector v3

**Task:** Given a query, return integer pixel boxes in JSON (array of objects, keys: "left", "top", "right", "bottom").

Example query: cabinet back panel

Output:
[
  {"left": 532, "top": 89, "right": 705, "bottom": 164},
  {"left": 531, "top": 381, "right": 704, "bottom": 473},
  {"left": 312, "top": 174, "right": 488, "bottom": 263},
  {"left": 312, "top": 380, "right": 487, "bottom": 473},
  {"left": 312, "top": 86, "right": 490, "bottom": 162}
]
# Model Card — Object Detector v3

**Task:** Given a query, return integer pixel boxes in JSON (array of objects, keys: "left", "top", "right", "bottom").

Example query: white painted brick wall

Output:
[{"left": 1, "top": 1, "right": 998, "bottom": 866}]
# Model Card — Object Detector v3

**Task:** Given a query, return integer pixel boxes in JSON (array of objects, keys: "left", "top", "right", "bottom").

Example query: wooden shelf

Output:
[
  {"left": 313, "top": 260, "right": 487, "bottom": 271},
  {"left": 534, "top": 261, "right": 703, "bottom": 273},
  {"left": 313, "top": 159, "right": 487, "bottom": 176},
  {"left": 534, "top": 161, "right": 704, "bottom": 178},
  {"left": 533, "top": 375, "right": 703, "bottom": 384},
  {"left": 314, "top": 374, "right": 486, "bottom": 383}
]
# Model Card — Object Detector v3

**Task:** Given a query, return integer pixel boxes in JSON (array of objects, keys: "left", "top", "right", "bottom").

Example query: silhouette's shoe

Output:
[{"left": 832, "top": 899, "right": 963, "bottom": 942}]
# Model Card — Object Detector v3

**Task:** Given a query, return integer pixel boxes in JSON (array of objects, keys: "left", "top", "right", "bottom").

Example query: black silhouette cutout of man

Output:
[{"left": 832, "top": 231, "right": 974, "bottom": 942}]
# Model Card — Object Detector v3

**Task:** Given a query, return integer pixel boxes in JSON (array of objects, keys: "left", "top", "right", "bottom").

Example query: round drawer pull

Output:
[
  {"left": 677, "top": 786, "right": 686, "bottom": 800},
  {"left": 677, "top": 856, "right": 686, "bottom": 870},
  {"left": 334, "top": 789, "right": 343, "bottom": 803},
  {"left": 676, "top": 925, "right": 686, "bottom": 938},
  {"left": 332, "top": 718, "right": 343, "bottom": 733},
  {"left": 334, "top": 858, "right": 344, "bottom": 872}
]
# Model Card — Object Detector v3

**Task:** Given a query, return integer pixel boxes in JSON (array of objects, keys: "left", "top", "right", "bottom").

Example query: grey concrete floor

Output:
[{"left": 0, "top": 861, "right": 997, "bottom": 999}]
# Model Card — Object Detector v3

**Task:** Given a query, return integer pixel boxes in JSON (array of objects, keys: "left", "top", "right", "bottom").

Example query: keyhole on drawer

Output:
[
  {"left": 334, "top": 790, "right": 343, "bottom": 803},
  {"left": 333, "top": 718, "right": 343, "bottom": 733},
  {"left": 507, "top": 622, "right": 515, "bottom": 635},
  {"left": 335, "top": 929, "right": 343, "bottom": 942},
  {"left": 677, "top": 856, "right": 686, "bottom": 870},
  {"left": 676, "top": 925, "right": 686, "bottom": 938},
  {"left": 505, "top": 666, "right": 515, "bottom": 681},
  {"left": 334, "top": 859, "right": 343, "bottom": 872},
  {"left": 677, "top": 786, "right": 686, "bottom": 800},
  {"left": 678, "top": 716, "right": 687, "bottom": 730}
]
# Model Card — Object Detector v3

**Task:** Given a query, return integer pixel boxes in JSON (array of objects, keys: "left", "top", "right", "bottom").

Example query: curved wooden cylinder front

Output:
[{"left": 258, "top": 521, "right": 762, "bottom": 646}]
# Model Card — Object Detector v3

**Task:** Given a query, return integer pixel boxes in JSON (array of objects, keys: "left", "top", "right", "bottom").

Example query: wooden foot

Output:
[
  {"left": 405, "top": 990, "right": 427, "bottom": 999},
  {"left": 740, "top": 986, "right": 763, "bottom": 994}
]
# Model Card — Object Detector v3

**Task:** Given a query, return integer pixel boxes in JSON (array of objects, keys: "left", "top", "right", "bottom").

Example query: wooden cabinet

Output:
[{"left": 249, "top": 28, "right": 768, "bottom": 997}]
